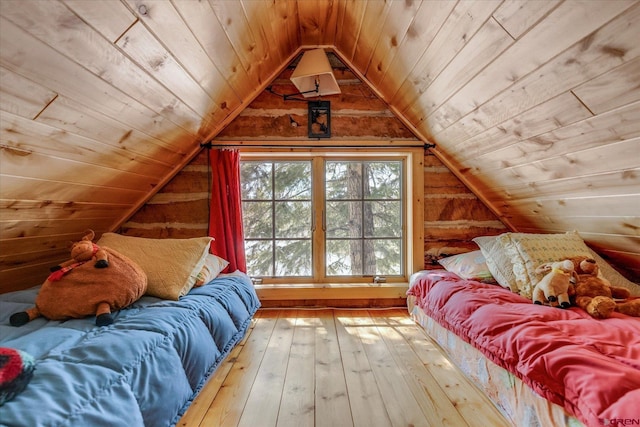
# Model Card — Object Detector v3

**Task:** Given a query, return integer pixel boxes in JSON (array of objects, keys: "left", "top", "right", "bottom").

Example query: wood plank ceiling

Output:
[{"left": 1, "top": 0, "right": 639, "bottom": 291}]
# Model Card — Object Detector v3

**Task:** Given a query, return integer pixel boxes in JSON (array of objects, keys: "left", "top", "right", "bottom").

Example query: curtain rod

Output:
[{"left": 200, "top": 142, "right": 436, "bottom": 150}]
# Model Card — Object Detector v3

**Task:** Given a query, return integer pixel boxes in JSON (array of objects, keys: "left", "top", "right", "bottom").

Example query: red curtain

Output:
[{"left": 208, "top": 148, "right": 247, "bottom": 273}]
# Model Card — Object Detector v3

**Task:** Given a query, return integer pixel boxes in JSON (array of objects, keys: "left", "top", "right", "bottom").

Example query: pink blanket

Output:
[{"left": 408, "top": 270, "right": 640, "bottom": 427}]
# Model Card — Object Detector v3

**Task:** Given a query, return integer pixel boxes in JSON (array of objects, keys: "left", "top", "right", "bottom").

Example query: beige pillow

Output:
[
  {"left": 194, "top": 254, "right": 230, "bottom": 287},
  {"left": 499, "top": 231, "right": 593, "bottom": 299},
  {"left": 475, "top": 231, "right": 640, "bottom": 298},
  {"left": 97, "top": 233, "right": 213, "bottom": 300},
  {"left": 473, "top": 235, "right": 518, "bottom": 291}
]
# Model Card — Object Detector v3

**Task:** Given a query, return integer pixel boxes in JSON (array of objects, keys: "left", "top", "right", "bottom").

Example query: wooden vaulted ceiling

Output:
[{"left": 1, "top": 0, "right": 639, "bottom": 290}]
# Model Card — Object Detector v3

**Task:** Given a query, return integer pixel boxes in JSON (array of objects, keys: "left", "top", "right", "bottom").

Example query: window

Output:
[
  {"left": 324, "top": 160, "right": 403, "bottom": 276},
  {"left": 240, "top": 149, "right": 420, "bottom": 284},
  {"left": 240, "top": 160, "right": 313, "bottom": 277}
]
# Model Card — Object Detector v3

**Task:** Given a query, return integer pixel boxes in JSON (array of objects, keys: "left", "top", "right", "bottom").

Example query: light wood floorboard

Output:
[{"left": 178, "top": 308, "right": 510, "bottom": 427}]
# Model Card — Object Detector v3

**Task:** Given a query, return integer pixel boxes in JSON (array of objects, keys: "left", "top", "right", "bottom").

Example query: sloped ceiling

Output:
[{"left": 1, "top": 0, "right": 639, "bottom": 290}]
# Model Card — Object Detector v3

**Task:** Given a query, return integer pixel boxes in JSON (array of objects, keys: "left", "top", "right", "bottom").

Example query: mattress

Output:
[
  {"left": 0, "top": 271, "right": 260, "bottom": 427},
  {"left": 409, "top": 297, "right": 580, "bottom": 427},
  {"left": 407, "top": 270, "right": 640, "bottom": 427}
]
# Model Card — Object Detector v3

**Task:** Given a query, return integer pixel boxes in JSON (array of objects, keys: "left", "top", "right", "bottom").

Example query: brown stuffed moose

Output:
[{"left": 10, "top": 230, "right": 147, "bottom": 327}]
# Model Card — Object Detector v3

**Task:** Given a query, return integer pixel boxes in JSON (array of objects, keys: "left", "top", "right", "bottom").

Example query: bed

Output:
[
  {"left": 0, "top": 234, "right": 260, "bottom": 427},
  {"left": 408, "top": 232, "right": 640, "bottom": 427}
]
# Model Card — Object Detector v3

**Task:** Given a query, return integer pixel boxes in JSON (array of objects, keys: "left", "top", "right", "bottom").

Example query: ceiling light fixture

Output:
[
  {"left": 268, "top": 48, "right": 341, "bottom": 101},
  {"left": 290, "top": 48, "right": 341, "bottom": 98}
]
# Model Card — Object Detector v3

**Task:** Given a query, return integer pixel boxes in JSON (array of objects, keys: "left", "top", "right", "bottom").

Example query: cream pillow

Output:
[
  {"left": 475, "top": 232, "right": 640, "bottom": 298},
  {"left": 97, "top": 233, "right": 213, "bottom": 300},
  {"left": 194, "top": 254, "right": 230, "bottom": 287},
  {"left": 473, "top": 235, "right": 518, "bottom": 291},
  {"left": 499, "top": 231, "right": 593, "bottom": 299}
]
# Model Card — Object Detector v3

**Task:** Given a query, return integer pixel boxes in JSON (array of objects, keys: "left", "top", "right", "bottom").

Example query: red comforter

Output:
[{"left": 408, "top": 270, "right": 640, "bottom": 427}]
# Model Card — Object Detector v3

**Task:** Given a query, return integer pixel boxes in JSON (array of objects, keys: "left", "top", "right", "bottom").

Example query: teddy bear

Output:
[
  {"left": 10, "top": 230, "right": 147, "bottom": 327},
  {"left": 568, "top": 257, "right": 640, "bottom": 319},
  {"left": 532, "top": 259, "right": 574, "bottom": 308}
]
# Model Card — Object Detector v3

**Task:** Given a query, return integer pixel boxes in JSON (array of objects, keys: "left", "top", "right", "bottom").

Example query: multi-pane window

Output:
[
  {"left": 241, "top": 161, "right": 313, "bottom": 276},
  {"left": 325, "top": 161, "right": 403, "bottom": 276},
  {"left": 240, "top": 154, "right": 407, "bottom": 283}
]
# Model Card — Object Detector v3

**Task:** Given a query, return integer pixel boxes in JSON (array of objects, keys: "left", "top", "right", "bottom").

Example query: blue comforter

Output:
[{"left": 0, "top": 271, "right": 260, "bottom": 427}]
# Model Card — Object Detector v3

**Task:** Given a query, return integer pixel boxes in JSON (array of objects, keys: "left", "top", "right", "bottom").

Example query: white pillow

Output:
[
  {"left": 194, "top": 254, "right": 230, "bottom": 287},
  {"left": 97, "top": 233, "right": 213, "bottom": 300},
  {"left": 437, "top": 250, "right": 496, "bottom": 283},
  {"left": 472, "top": 235, "right": 517, "bottom": 291}
]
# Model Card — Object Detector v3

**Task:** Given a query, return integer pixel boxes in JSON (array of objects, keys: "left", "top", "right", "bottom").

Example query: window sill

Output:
[
  {"left": 254, "top": 283, "right": 409, "bottom": 305},
  {"left": 254, "top": 282, "right": 408, "bottom": 289}
]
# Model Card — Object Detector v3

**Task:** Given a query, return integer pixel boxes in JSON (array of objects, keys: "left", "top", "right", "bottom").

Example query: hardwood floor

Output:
[{"left": 177, "top": 308, "right": 510, "bottom": 427}]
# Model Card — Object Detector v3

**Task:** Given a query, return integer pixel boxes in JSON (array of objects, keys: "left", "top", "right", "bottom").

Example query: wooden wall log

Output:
[
  {"left": 422, "top": 152, "right": 506, "bottom": 267},
  {"left": 120, "top": 151, "right": 210, "bottom": 239}
]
